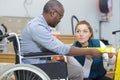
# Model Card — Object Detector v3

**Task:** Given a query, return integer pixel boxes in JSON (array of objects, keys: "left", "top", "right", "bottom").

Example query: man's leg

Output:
[{"left": 67, "top": 64, "right": 84, "bottom": 80}]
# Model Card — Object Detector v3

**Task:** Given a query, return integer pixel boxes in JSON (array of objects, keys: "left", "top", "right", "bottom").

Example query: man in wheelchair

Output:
[{"left": 20, "top": 0, "right": 102, "bottom": 80}]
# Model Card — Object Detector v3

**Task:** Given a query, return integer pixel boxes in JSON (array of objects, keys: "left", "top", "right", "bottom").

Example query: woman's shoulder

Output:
[
  {"left": 90, "top": 39, "right": 100, "bottom": 42},
  {"left": 89, "top": 39, "right": 101, "bottom": 47}
]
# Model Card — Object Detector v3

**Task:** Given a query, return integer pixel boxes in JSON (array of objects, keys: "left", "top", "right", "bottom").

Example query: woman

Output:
[{"left": 70, "top": 20, "right": 116, "bottom": 80}]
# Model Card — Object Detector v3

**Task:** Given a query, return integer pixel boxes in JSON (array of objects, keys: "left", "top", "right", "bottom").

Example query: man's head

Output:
[{"left": 43, "top": 0, "right": 64, "bottom": 28}]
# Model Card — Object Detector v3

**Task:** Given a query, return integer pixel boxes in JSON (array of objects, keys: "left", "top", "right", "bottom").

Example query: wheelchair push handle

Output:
[{"left": 0, "top": 34, "right": 9, "bottom": 39}]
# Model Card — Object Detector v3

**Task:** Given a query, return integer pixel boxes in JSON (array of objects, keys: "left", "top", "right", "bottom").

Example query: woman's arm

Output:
[{"left": 100, "top": 40, "right": 117, "bottom": 70}]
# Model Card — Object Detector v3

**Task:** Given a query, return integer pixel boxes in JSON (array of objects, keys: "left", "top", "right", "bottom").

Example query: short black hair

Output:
[{"left": 43, "top": 0, "right": 63, "bottom": 13}]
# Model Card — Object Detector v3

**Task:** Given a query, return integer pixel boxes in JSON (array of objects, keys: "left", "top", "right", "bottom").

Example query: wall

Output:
[{"left": 0, "top": 0, "right": 119, "bottom": 46}]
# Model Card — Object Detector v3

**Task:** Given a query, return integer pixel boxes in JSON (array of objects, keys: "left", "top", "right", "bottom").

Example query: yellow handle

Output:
[
  {"left": 83, "top": 47, "right": 114, "bottom": 53},
  {"left": 96, "top": 48, "right": 107, "bottom": 53}
]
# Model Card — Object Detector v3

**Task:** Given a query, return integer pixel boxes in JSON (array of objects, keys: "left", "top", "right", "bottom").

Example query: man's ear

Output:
[{"left": 50, "top": 9, "right": 55, "bottom": 17}]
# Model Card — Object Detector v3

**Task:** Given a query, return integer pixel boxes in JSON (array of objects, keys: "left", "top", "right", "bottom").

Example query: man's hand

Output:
[{"left": 89, "top": 49, "right": 102, "bottom": 57}]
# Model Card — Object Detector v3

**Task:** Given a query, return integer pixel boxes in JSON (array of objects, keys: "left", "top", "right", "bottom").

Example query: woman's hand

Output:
[
  {"left": 108, "top": 52, "right": 117, "bottom": 58},
  {"left": 86, "top": 55, "right": 92, "bottom": 60}
]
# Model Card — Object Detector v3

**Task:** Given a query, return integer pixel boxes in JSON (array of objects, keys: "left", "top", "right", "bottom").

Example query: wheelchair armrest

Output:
[
  {"left": 22, "top": 52, "right": 58, "bottom": 57},
  {"left": 19, "top": 52, "right": 67, "bottom": 63}
]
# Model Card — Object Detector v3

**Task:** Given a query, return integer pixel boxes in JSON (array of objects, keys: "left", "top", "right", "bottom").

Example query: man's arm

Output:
[{"left": 67, "top": 46, "right": 102, "bottom": 57}]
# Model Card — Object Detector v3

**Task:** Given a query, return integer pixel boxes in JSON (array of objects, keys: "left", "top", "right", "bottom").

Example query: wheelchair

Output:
[{"left": 0, "top": 32, "right": 68, "bottom": 80}]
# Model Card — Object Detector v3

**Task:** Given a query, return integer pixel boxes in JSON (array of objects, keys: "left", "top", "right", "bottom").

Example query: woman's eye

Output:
[
  {"left": 76, "top": 30, "right": 80, "bottom": 33},
  {"left": 83, "top": 30, "right": 89, "bottom": 33}
]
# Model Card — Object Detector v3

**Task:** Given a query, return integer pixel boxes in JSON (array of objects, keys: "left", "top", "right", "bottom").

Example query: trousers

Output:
[{"left": 67, "top": 64, "right": 84, "bottom": 80}]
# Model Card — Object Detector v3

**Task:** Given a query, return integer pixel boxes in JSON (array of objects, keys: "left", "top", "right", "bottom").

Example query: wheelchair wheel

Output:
[{"left": 0, "top": 64, "right": 50, "bottom": 80}]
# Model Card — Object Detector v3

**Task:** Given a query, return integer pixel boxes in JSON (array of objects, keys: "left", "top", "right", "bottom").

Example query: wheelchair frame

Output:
[{"left": 0, "top": 32, "right": 68, "bottom": 80}]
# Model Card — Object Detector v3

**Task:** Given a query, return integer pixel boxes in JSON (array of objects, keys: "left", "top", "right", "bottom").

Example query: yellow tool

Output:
[
  {"left": 114, "top": 49, "right": 120, "bottom": 80},
  {"left": 83, "top": 47, "right": 114, "bottom": 53}
]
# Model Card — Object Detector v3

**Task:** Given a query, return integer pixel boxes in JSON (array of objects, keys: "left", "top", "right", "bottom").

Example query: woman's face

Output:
[{"left": 75, "top": 24, "right": 92, "bottom": 46}]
